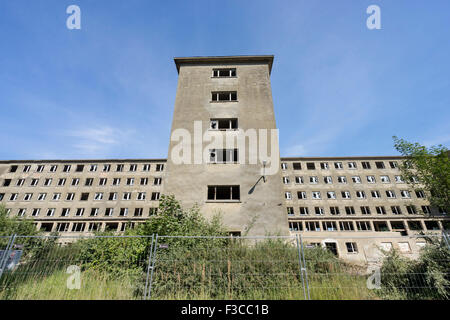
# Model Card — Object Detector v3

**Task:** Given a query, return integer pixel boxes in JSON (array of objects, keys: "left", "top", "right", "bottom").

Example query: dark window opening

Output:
[
  {"left": 80, "top": 193, "right": 89, "bottom": 201},
  {"left": 9, "top": 165, "right": 18, "bottom": 173},
  {"left": 293, "top": 162, "right": 302, "bottom": 170},
  {"left": 3, "top": 179, "right": 11, "bottom": 187},
  {"left": 325, "top": 242, "right": 338, "bottom": 256},
  {"left": 40, "top": 223, "right": 53, "bottom": 232},
  {"left": 408, "top": 221, "right": 422, "bottom": 231},
  {"left": 375, "top": 161, "right": 385, "bottom": 169},
  {"left": 424, "top": 221, "right": 440, "bottom": 230},
  {"left": 75, "top": 165, "right": 84, "bottom": 172},
  {"left": 306, "top": 163, "right": 315, "bottom": 170},
  {"left": 208, "top": 185, "right": 240, "bottom": 201},
  {"left": 213, "top": 68, "right": 237, "bottom": 77},
  {"left": 105, "top": 223, "right": 118, "bottom": 232},
  {"left": 212, "top": 91, "right": 237, "bottom": 102},
  {"left": 374, "top": 221, "right": 389, "bottom": 232}
]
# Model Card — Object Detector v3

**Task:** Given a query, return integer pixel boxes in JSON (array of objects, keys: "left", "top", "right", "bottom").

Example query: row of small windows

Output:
[
  {"left": 12, "top": 207, "right": 159, "bottom": 218},
  {"left": 281, "top": 161, "right": 401, "bottom": 171},
  {"left": 1, "top": 191, "right": 161, "bottom": 202},
  {"left": 288, "top": 220, "right": 446, "bottom": 232},
  {"left": 282, "top": 174, "right": 417, "bottom": 185},
  {"left": 7, "top": 163, "right": 164, "bottom": 174},
  {"left": 286, "top": 205, "right": 441, "bottom": 216},
  {"left": 2, "top": 177, "right": 162, "bottom": 187},
  {"left": 285, "top": 190, "right": 426, "bottom": 200},
  {"left": 39, "top": 221, "right": 138, "bottom": 233}
]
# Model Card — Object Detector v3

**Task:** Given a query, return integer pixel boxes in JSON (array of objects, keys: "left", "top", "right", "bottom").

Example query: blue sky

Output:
[{"left": 0, "top": 0, "right": 449, "bottom": 160}]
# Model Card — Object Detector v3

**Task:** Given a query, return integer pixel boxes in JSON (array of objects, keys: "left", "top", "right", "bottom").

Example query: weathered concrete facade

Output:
[{"left": 0, "top": 55, "right": 448, "bottom": 261}]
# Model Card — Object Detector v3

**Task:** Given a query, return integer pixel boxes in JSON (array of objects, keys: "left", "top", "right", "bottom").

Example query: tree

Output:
[
  {"left": 0, "top": 205, "right": 39, "bottom": 236},
  {"left": 393, "top": 136, "right": 450, "bottom": 213}
]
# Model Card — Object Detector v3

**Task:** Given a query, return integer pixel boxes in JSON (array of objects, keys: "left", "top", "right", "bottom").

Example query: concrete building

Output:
[{"left": 0, "top": 55, "right": 448, "bottom": 261}]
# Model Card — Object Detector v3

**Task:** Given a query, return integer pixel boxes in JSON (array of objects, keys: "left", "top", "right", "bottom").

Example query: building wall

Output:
[
  {"left": 163, "top": 57, "right": 289, "bottom": 236},
  {"left": 0, "top": 160, "right": 166, "bottom": 233}
]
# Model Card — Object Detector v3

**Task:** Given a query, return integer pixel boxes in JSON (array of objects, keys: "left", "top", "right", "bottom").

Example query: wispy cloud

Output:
[{"left": 66, "top": 126, "right": 135, "bottom": 157}]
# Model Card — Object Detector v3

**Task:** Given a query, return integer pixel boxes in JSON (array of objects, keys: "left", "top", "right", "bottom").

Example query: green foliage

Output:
[
  {"left": 379, "top": 239, "right": 450, "bottom": 300},
  {"left": 393, "top": 136, "right": 450, "bottom": 213},
  {"left": 134, "top": 195, "right": 228, "bottom": 237},
  {"left": 0, "top": 204, "right": 39, "bottom": 237}
]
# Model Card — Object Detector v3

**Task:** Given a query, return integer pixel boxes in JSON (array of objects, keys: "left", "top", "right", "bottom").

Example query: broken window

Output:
[
  {"left": 41, "top": 223, "right": 54, "bottom": 232},
  {"left": 408, "top": 221, "right": 422, "bottom": 231},
  {"left": 324, "top": 176, "right": 332, "bottom": 184},
  {"left": 75, "top": 165, "right": 84, "bottom": 172},
  {"left": 421, "top": 206, "right": 431, "bottom": 214},
  {"left": 295, "top": 176, "right": 303, "bottom": 184},
  {"left": 406, "top": 205, "right": 417, "bottom": 214},
  {"left": 112, "top": 178, "right": 121, "bottom": 186},
  {"left": 334, "top": 162, "right": 343, "bottom": 169},
  {"left": 156, "top": 164, "right": 164, "bottom": 171},
  {"left": 373, "top": 221, "right": 389, "bottom": 231},
  {"left": 57, "top": 223, "right": 70, "bottom": 232},
  {"left": 376, "top": 206, "right": 386, "bottom": 215},
  {"left": 293, "top": 162, "right": 302, "bottom": 170},
  {"left": 356, "top": 191, "right": 366, "bottom": 199},
  {"left": 208, "top": 186, "right": 240, "bottom": 201},
  {"left": 122, "top": 192, "right": 131, "bottom": 200},
  {"left": 391, "top": 206, "right": 402, "bottom": 215},
  {"left": 310, "top": 176, "right": 318, "bottom": 184},
  {"left": 211, "top": 91, "right": 237, "bottom": 102},
  {"left": 341, "top": 191, "right": 351, "bottom": 199},
  {"left": 297, "top": 191, "right": 306, "bottom": 199},
  {"left": 327, "top": 191, "right": 336, "bottom": 199},
  {"left": 209, "top": 149, "right": 239, "bottom": 163},
  {"left": 75, "top": 208, "right": 84, "bottom": 216},
  {"left": 337, "top": 176, "right": 347, "bottom": 184},
  {"left": 305, "top": 221, "right": 320, "bottom": 231},
  {"left": 356, "top": 221, "right": 371, "bottom": 231},
  {"left": 72, "top": 223, "right": 86, "bottom": 232},
  {"left": 17, "top": 208, "right": 26, "bottom": 217},
  {"left": 80, "top": 193, "right": 89, "bottom": 201},
  {"left": 149, "top": 208, "right": 158, "bottom": 216},
  {"left": 380, "top": 175, "right": 390, "bottom": 183},
  {"left": 362, "top": 161, "right": 371, "bottom": 169},
  {"left": 315, "top": 207, "right": 325, "bottom": 215},
  {"left": 312, "top": 191, "right": 321, "bottom": 199},
  {"left": 8, "top": 165, "right": 17, "bottom": 172},
  {"left": 386, "top": 190, "right": 396, "bottom": 198},
  {"left": 281, "top": 163, "right": 288, "bottom": 170},
  {"left": 36, "top": 165, "right": 44, "bottom": 172},
  {"left": 212, "top": 68, "right": 237, "bottom": 77},
  {"left": 348, "top": 162, "right": 357, "bottom": 169},
  {"left": 375, "top": 161, "right": 385, "bottom": 169},
  {"left": 88, "top": 223, "right": 101, "bottom": 232},
  {"left": 94, "top": 192, "right": 103, "bottom": 200},
  {"left": 345, "top": 206, "right": 355, "bottom": 215},
  {"left": 109, "top": 192, "right": 117, "bottom": 201},
  {"left": 46, "top": 208, "right": 55, "bottom": 217},
  {"left": 63, "top": 165, "right": 71, "bottom": 172},
  {"left": 282, "top": 176, "right": 290, "bottom": 184},
  {"left": 52, "top": 193, "right": 61, "bottom": 201},
  {"left": 126, "top": 178, "right": 134, "bottom": 186},
  {"left": 105, "top": 223, "right": 118, "bottom": 232},
  {"left": 287, "top": 207, "right": 294, "bottom": 215},
  {"left": 61, "top": 208, "right": 70, "bottom": 217},
  {"left": 330, "top": 206, "right": 340, "bottom": 215},
  {"left": 116, "top": 164, "right": 124, "bottom": 172},
  {"left": 90, "top": 208, "right": 99, "bottom": 217},
  {"left": 210, "top": 118, "right": 238, "bottom": 130},
  {"left": 151, "top": 192, "right": 161, "bottom": 201},
  {"left": 24, "top": 193, "right": 33, "bottom": 201},
  {"left": 320, "top": 162, "right": 329, "bottom": 170},
  {"left": 424, "top": 220, "right": 440, "bottom": 230},
  {"left": 371, "top": 190, "right": 381, "bottom": 198},
  {"left": 9, "top": 193, "right": 18, "bottom": 201},
  {"left": 323, "top": 221, "right": 337, "bottom": 231},
  {"left": 389, "top": 161, "right": 398, "bottom": 169},
  {"left": 85, "top": 178, "right": 93, "bottom": 186},
  {"left": 58, "top": 178, "right": 66, "bottom": 186},
  {"left": 352, "top": 176, "right": 361, "bottom": 183},
  {"left": 137, "top": 192, "right": 146, "bottom": 200},
  {"left": 306, "top": 162, "right": 315, "bottom": 170},
  {"left": 360, "top": 206, "right": 371, "bottom": 215},
  {"left": 71, "top": 178, "right": 79, "bottom": 186},
  {"left": 299, "top": 207, "right": 309, "bottom": 215},
  {"left": 119, "top": 208, "right": 128, "bottom": 216},
  {"left": 400, "top": 190, "right": 411, "bottom": 198},
  {"left": 31, "top": 208, "right": 40, "bottom": 217},
  {"left": 134, "top": 208, "right": 143, "bottom": 217},
  {"left": 105, "top": 208, "right": 114, "bottom": 216},
  {"left": 289, "top": 221, "right": 303, "bottom": 231},
  {"left": 66, "top": 193, "right": 74, "bottom": 201},
  {"left": 346, "top": 242, "right": 358, "bottom": 253},
  {"left": 129, "top": 164, "right": 137, "bottom": 172},
  {"left": 103, "top": 164, "right": 111, "bottom": 172}
]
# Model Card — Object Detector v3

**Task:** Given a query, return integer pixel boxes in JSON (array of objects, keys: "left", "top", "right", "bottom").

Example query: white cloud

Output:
[{"left": 66, "top": 126, "right": 135, "bottom": 157}]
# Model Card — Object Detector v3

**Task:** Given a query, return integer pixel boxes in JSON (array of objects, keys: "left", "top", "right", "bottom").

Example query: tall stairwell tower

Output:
[{"left": 164, "top": 56, "right": 289, "bottom": 236}]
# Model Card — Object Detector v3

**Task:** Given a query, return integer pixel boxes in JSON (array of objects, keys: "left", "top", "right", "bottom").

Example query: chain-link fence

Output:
[{"left": 0, "top": 233, "right": 448, "bottom": 300}]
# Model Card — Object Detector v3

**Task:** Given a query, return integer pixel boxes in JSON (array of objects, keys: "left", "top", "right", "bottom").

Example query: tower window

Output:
[
  {"left": 207, "top": 185, "right": 240, "bottom": 201},
  {"left": 212, "top": 68, "right": 237, "bottom": 77},
  {"left": 210, "top": 118, "right": 238, "bottom": 130},
  {"left": 211, "top": 91, "right": 237, "bottom": 102}
]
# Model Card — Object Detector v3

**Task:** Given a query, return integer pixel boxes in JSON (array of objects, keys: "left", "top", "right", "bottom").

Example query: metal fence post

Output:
[
  {"left": 146, "top": 234, "right": 159, "bottom": 300},
  {"left": 299, "top": 234, "right": 311, "bottom": 300},
  {"left": 0, "top": 234, "right": 17, "bottom": 280},
  {"left": 143, "top": 234, "right": 155, "bottom": 300},
  {"left": 443, "top": 231, "right": 450, "bottom": 250},
  {"left": 295, "top": 234, "right": 307, "bottom": 300}
]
